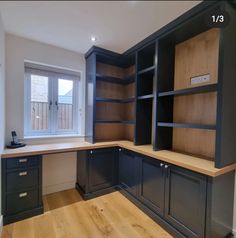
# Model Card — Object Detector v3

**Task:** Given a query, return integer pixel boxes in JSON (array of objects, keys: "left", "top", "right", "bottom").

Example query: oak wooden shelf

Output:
[
  {"left": 157, "top": 122, "right": 216, "bottom": 130},
  {"left": 158, "top": 84, "right": 218, "bottom": 97}
]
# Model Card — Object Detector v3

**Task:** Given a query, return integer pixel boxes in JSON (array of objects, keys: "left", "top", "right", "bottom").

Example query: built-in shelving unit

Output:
[
  {"left": 154, "top": 28, "right": 219, "bottom": 161},
  {"left": 85, "top": 1, "right": 236, "bottom": 169},
  {"left": 135, "top": 42, "right": 156, "bottom": 145},
  {"left": 85, "top": 50, "right": 136, "bottom": 143}
]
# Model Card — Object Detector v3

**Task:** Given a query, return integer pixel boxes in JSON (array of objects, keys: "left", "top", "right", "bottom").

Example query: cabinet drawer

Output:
[
  {"left": 6, "top": 156, "right": 39, "bottom": 169},
  {"left": 6, "top": 189, "right": 39, "bottom": 215},
  {"left": 6, "top": 168, "right": 39, "bottom": 192}
]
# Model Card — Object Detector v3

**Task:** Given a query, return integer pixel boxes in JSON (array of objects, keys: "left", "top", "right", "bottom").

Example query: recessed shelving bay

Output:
[{"left": 154, "top": 28, "right": 220, "bottom": 161}]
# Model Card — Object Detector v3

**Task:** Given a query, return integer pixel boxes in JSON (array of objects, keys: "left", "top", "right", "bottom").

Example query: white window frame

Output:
[{"left": 24, "top": 66, "right": 81, "bottom": 137}]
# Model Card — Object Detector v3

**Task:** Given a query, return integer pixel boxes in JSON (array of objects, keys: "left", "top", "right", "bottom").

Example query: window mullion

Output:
[
  {"left": 49, "top": 75, "right": 54, "bottom": 134},
  {"left": 52, "top": 75, "right": 58, "bottom": 134}
]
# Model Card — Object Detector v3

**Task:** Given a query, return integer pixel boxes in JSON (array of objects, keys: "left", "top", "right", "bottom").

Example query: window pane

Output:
[
  {"left": 31, "top": 74, "right": 49, "bottom": 131},
  {"left": 57, "top": 79, "right": 73, "bottom": 130}
]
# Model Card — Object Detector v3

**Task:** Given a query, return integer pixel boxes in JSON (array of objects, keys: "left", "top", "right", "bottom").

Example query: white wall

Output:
[
  {"left": 0, "top": 13, "right": 5, "bottom": 155},
  {"left": 43, "top": 152, "right": 77, "bottom": 195},
  {"left": 5, "top": 33, "right": 85, "bottom": 143},
  {"left": 0, "top": 12, "right": 5, "bottom": 224},
  {"left": 5, "top": 34, "right": 86, "bottom": 194}
]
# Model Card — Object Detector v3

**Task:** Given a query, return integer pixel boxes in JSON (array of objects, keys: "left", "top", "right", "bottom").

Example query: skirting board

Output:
[{"left": 43, "top": 181, "right": 75, "bottom": 195}]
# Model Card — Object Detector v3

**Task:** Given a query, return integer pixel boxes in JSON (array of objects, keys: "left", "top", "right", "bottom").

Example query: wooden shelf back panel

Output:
[
  {"left": 97, "top": 62, "right": 124, "bottom": 78},
  {"left": 124, "top": 83, "right": 135, "bottom": 98},
  {"left": 95, "top": 124, "right": 125, "bottom": 141},
  {"left": 172, "top": 128, "right": 215, "bottom": 160},
  {"left": 173, "top": 92, "right": 217, "bottom": 125},
  {"left": 123, "top": 102, "right": 135, "bottom": 121},
  {"left": 96, "top": 102, "right": 124, "bottom": 121},
  {"left": 96, "top": 81, "right": 135, "bottom": 99},
  {"left": 96, "top": 81, "right": 124, "bottom": 99},
  {"left": 174, "top": 28, "right": 219, "bottom": 90},
  {"left": 124, "top": 124, "right": 134, "bottom": 141},
  {"left": 125, "top": 65, "right": 135, "bottom": 76}
]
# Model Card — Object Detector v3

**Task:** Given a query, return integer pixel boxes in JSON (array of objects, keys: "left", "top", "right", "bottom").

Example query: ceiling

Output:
[{"left": 0, "top": 1, "right": 201, "bottom": 54}]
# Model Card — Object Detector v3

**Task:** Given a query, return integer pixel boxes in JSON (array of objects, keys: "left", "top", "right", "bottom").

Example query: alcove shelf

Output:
[
  {"left": 96, "top": 73, "right": 135, "bottom": 84},
  {"left": 85, "top": 49, "right": 135, "bottom": 143},
  {"left": 158, "top": 83, "right": 218, "bottom": 97}
]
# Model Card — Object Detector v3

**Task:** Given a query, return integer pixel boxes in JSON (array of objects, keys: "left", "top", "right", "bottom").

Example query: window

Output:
[{"left": 25, "top": 65, "right": 81, "bottom": 137}]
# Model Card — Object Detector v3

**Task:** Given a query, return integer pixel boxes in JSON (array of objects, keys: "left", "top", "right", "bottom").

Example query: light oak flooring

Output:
[{"left": 0, "top": 189, "right": 173, "bottom": 238}]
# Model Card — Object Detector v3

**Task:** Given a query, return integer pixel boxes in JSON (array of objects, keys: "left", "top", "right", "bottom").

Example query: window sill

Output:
[{"left": 24, "top": 134, "right": 84, "bottom": 140}]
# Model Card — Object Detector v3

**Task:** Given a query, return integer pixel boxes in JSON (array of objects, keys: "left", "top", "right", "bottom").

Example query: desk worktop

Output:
[{"left": 1, "top": 140, "right": 236, "bottom": 177}]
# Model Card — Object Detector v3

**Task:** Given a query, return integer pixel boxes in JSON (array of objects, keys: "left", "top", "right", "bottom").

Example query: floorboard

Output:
[{"left": 0, "top": 189, "right": 173, "bottom": 238}]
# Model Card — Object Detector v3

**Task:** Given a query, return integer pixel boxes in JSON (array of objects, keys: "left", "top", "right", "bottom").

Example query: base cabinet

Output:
[
  {"left": 118, "top": 148, "right": 140, "bottom": 197},
  {"left": 88, "top": 148, "right": 118, "bottom": 192},
  {"left": 1, "top": 156, "right": 43, "bottom": 225},
  {"left": 164, "top": 166, "right": 207, "bottom": 238},
  {"left": 118, "top": 151, "right": 234, "bottom": 238},
  {"left": 76, "top": 147, "right": 118, "bottom": 198},
  {"left": 139, "top": 156, "right": 165, "bottom": 216}
]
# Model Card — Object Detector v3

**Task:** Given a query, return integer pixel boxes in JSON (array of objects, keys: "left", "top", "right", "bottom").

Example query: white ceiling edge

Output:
[{"left": 0, "top": 1, "right": 201, "bottom": 54}]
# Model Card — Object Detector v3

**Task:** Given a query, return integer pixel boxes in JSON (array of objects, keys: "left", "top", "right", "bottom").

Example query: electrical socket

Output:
[{"left": 190, "top": 74, "right": 210, "bottom": 85}]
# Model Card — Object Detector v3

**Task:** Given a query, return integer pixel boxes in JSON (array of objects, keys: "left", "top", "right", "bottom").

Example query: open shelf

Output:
[
  {"left": 137, "top": 94, "right": 154, "bottom": 100},
  {"left": 96, "top": 97, "right": 135, "bottom": 103},
  {"left": 154, "top": 28, "right": 219, "bottom": 161},
  {"left": 95, "top": 120, "right": 134, "bottom": 124},
  {"left": 96, "top": 73, "right": 135, "bottom": 85},
  {"left": 137, "top": 42, "right": 156, "bottom": 71},
  {"left": 138, "top": 65, "right": 155, "bottom": 75},
  {"left": 137, "top": 70, "right": 154, "bottom": 97},
  {"left": 158, "top": 84, "right": 218, "bottom": 97},
  {"left": 157, "top": 122, "right": 216, "bottom": 130}
]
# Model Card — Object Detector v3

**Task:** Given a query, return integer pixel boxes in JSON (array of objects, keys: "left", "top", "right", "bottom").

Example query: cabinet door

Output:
[
  {"left": 139, "top": 156, "right": 165, "bottom": 216},
  {"left": 77, "top": 150, "right": 89, "bottom": 193},
  {"left": 119, "top": 149, "right": 140, "bottom": 197},
  {"left": 165, "top": 166, "right": 207, "bottom": 238},
  {"left": 88, "top": 148, "right": 118, "bottom": 192}
]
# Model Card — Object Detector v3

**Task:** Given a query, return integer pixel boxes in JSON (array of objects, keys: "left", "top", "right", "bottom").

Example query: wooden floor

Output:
[{"left": 0, "top": 189, "right": 173, "bottom": 238}]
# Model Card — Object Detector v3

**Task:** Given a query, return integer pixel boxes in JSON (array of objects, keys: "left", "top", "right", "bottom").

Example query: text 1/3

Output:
[{"left": 212, "top": 15, "right": 224, "bottom": 23}]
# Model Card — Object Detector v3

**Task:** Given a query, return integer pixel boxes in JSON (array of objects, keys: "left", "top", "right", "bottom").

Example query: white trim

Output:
[
  {"left": 0, "top": 215, "right": 3, "bottom": 228},
  {"left": 24, "top": 60, "right": 81, "bottom": 77},
  {"left": 24, "top": 134, "right": 84, "bottom": 140},
  {"left": 24, "top": 66, "right": 82, "bottom": 137}
]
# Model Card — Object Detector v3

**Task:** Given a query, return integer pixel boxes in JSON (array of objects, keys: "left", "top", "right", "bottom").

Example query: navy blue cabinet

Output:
[
  {"left": 164, "top": 166, "right": 207, "bottom": 238},
  {"left": 118, "top": 150, "right": 235, "bottom": 238},
  {"left": 2, "top": 155, "right": 43, "bottom": 225},
  {"left": 76, "top": 147, "right": 118, "bottom": 198},
  {"left": 139, "top": 156, "right": 165, "bottom": 216},
  {"left": 118, "top": 148, "right": 140, "bottom": 197},
  {"left": 88, "top": 148, "right": 118, "bottom": 192}
]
